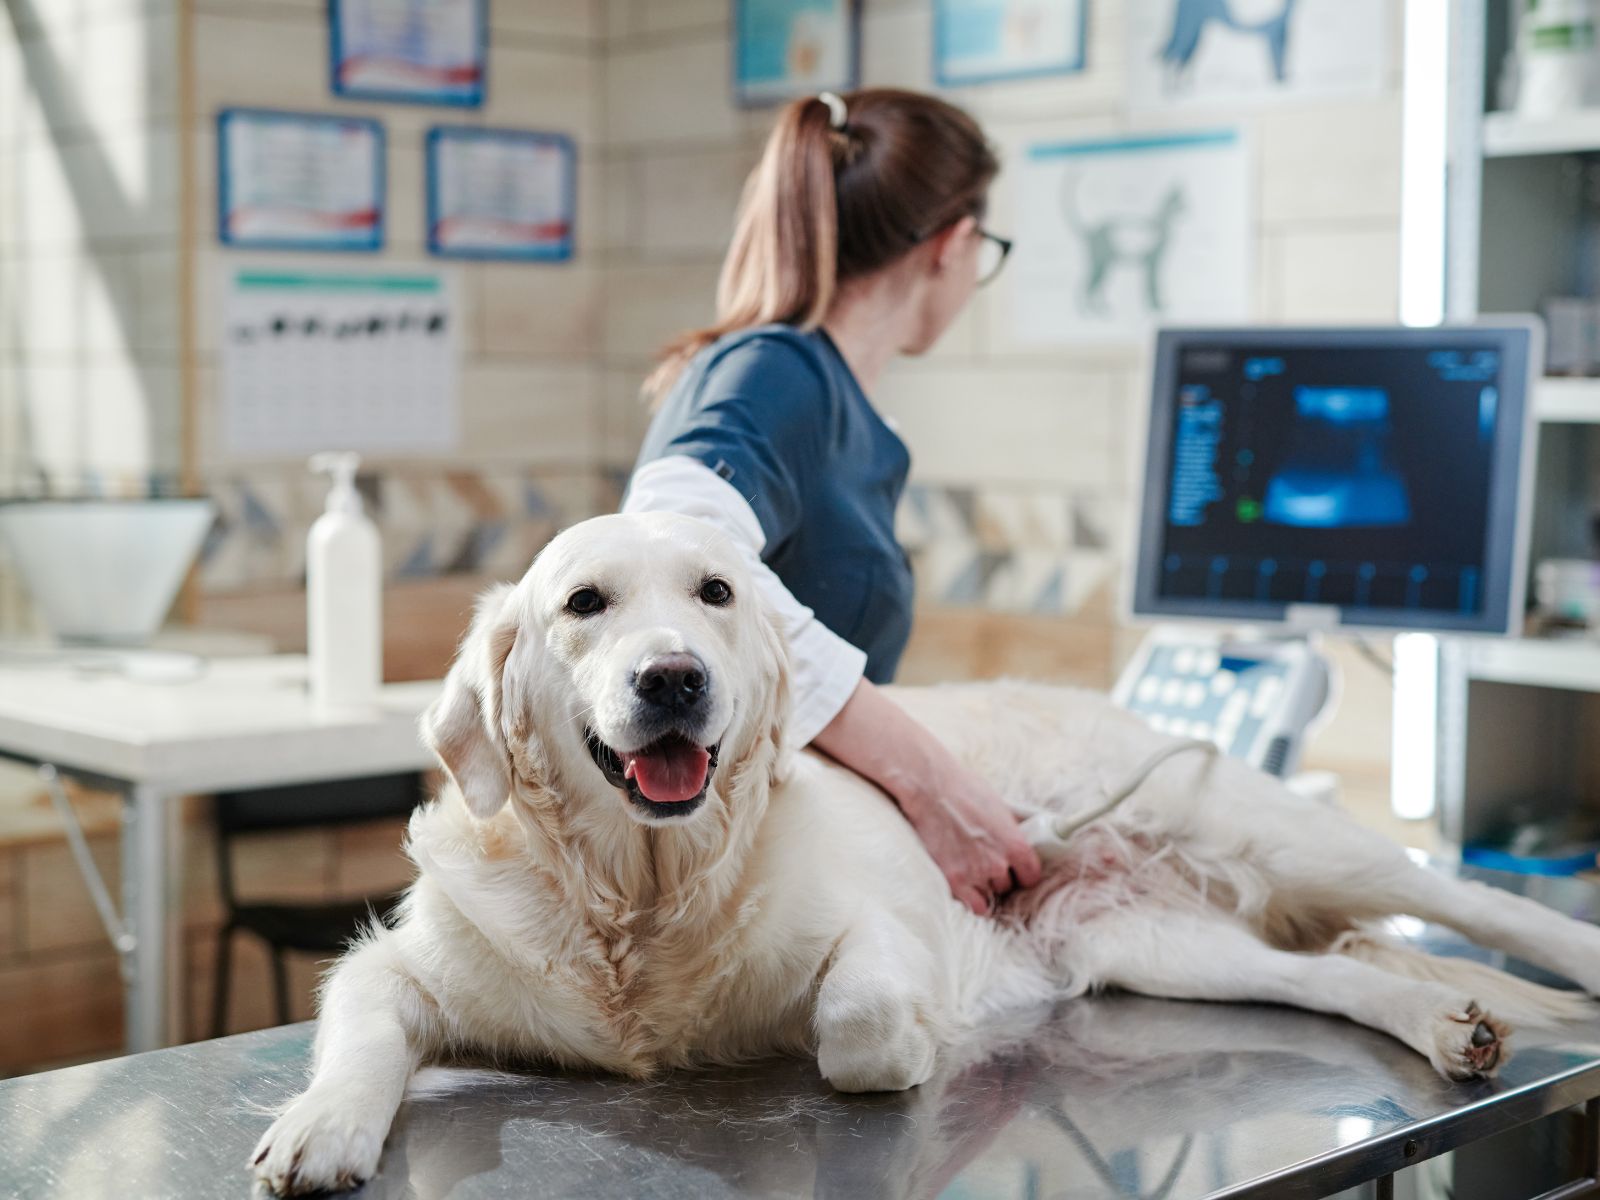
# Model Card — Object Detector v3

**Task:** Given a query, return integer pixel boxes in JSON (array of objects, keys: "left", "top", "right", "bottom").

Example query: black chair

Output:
[{"left": 210, "top": 773, "right": 423, "bottom": 1037}]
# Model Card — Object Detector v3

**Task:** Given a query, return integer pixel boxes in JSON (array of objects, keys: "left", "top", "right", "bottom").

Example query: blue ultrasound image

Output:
[
  {"left": 1159, "top": 345, "right": 1503, "bottom": 616},
  {"left": 1262, "top": 387, "right": 1412, "bottom": 529}
]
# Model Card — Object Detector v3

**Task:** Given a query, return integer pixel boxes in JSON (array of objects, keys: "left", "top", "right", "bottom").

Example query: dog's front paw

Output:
[
  {"left": 1426, "top": 1000, "right": 1510, "bottom": 1081},
  {"left": 817, "top": 986, "right": 938, "bottom": 1093},
  {"left": 251, "top": 1091, "right": 388, "bottom": 1197}
]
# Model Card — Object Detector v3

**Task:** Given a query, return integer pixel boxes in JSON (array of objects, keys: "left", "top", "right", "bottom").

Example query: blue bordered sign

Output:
[
  {"left": 934, "top": 0, "right": 1088, "bottom": 87},
  {"left": 1012, "top": 128, "right": 1251, "bottom": 345},
  {"left": 330, "top": 0, "right": 487, "bottom": 107},
  {"left": 217, "top": 108, "right": 385, "bottom": 253},
  {"left": 426, "top": 127, "right": 576, "bottom": 261},
  {"left": 733, "top": 0, "right": 859, "bottom": 107}
]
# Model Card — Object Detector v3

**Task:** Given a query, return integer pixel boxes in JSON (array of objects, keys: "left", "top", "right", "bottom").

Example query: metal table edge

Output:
[{"left": 1212, "top": 1055, "right": 1600, "bottom": 1198}]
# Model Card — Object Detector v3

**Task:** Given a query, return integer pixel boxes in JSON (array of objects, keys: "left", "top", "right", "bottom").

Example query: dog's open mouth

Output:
[{"left": 585, "top": 728, "right": 720, "bottom": 818}]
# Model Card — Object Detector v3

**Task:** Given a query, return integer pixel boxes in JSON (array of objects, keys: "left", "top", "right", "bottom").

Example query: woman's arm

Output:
[{"left": 813, "top": 679, "right": 1042, "bottom": 915}]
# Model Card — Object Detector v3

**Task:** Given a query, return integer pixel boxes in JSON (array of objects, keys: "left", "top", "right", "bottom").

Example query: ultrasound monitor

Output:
[{"left": 1131, "top": 324, "right": 1540, "bottom": 636}]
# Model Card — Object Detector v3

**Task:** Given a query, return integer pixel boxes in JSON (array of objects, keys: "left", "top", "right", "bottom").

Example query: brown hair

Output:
[{"left": 644, "top": 88, "right": 999, "bottom": 400}]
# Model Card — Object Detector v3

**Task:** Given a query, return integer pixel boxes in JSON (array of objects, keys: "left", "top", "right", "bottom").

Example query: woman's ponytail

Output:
[
  {"left": 645, "top": 96, "right": 843, "bottom": 401},
  {"left": 645, "top": 89, "right": 996, "bottom": 402}
]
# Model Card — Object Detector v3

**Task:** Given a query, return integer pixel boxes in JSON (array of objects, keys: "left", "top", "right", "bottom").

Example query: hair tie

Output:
[{"left": 817, "top": 91, "right": 848, "bottom": 131}]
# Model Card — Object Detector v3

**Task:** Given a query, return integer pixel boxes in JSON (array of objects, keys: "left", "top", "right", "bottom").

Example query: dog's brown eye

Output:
[
  {"left": 699, "top": 578, "right": 732, "bottom": 606},
  {"left": 566, "top": 587, "right": 606, "bottom": 616}
]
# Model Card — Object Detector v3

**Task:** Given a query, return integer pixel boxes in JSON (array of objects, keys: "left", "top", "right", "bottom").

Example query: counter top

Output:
[{"left": 0, "top": 654, "right": 439, "bottom": 791}]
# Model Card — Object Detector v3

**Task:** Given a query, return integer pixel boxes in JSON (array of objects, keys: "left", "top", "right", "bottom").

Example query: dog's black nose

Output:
[{"left": 633, "top": 653, "right": 708, "bottom": 710}]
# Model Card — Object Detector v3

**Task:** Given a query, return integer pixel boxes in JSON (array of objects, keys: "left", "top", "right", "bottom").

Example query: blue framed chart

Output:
[
  {"left": 426, "top": 127, "right": 576, "bottom": 261},
  {"left": 934, "top": 0, "right": 1088, "bottom": 87},
  {"left": 331, "top": 0, "right": 486, "bottom": 107},
  {"left": 217, "top": 109, "right": 384, "bottom": 253},
  {"left": 733, "top": 0, "right": 858, "bottom": 107}
]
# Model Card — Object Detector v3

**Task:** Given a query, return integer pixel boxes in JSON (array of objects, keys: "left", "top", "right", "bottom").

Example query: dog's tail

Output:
[{"left": 1334, "top": 931, "right": 1596, "bottom": 1027}]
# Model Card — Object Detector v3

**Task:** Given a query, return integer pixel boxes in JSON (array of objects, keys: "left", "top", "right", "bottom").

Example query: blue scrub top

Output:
[{"left": 628, "top": 324, "right": 914, "bottom": 684}]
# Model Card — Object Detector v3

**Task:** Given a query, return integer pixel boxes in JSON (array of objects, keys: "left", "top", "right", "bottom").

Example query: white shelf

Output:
[
  {"left": 1535, "top": 378, "right": 1600, "bottom": 424},
  {"left": 1482, "top": 110, "right": 1600, "bottom": 157},
  {"left": 1458, "top": 638, "right": 1600, "bottom": 693}
]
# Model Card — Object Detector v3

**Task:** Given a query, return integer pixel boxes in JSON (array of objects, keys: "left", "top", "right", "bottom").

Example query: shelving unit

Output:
[
  {"left": 1481, "top": 110, "right": 1600, "bottom": 158},
  {"left": 1536, "top": 378, "right": 1600, "bottom": 424},
  {"left": 1454, "top": 636, "right": 1600, "bottom": 692},
  {"left": 1433, "top": 634, "right": 1600, "bottom": 848},
  {"left": 1421, "top": 0, "right": 1600, "bottom": 846},
  {"left": 1445, "top": 0, "right": 1600, "bottom": 578}
]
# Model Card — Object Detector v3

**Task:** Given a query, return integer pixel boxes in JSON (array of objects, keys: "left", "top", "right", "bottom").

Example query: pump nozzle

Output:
[{"left": 310, "top": 451, "right": 365, "bottom": 515}]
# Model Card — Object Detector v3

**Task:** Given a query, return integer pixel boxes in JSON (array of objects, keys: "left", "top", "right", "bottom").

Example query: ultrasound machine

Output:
[{"left": 1116, "top": 322, "right": 1541, "bottom": 781}]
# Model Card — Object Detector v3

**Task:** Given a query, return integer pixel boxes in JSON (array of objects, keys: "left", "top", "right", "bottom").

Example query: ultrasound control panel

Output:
[{"left": 1113, "top": 628, "right": 1332, "bottom": 777}]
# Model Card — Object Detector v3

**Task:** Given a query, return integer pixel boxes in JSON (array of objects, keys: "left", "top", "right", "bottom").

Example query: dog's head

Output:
[{"left": 422, "top": 512, "right": 789, "bottom": 829}]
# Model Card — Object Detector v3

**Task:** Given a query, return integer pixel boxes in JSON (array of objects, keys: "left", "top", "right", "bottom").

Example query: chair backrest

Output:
[
  {"left": 214, "top": 773, "right": 425, "bottom": 836},
  {"left": 213, "top": 773, "right": 425, "bottom": 908}
]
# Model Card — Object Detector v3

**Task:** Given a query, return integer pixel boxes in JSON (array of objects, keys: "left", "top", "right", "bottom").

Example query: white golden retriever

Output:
[{"left": 252, "top": 512, "right": 1600, "bottom": 1196}]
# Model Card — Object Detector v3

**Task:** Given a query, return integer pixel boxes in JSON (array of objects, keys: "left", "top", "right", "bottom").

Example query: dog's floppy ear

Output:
[
  {"left": 422, "top": 583, "right": 519, "bottom": 819},
  {"left": 755, "top": 608, "right": 794, "bottom": 786}
]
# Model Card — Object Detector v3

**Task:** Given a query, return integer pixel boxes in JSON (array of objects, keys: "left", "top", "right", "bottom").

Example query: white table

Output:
[{"left": 0, "top": 654, "right": 439, "bottom": 1052}]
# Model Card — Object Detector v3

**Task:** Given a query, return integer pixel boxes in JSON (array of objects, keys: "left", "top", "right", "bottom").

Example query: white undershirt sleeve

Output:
[{"left": 622, "top": 455, "right": 866, "bottom": 747}]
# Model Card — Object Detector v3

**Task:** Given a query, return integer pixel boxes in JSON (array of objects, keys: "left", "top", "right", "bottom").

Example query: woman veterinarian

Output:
[{"left": 622, "top": 88, "right": 1040, "bottom": 916}]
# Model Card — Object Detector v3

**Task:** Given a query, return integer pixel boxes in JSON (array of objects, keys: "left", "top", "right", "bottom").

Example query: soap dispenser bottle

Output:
[{"left": 307, "top": 452, "right": 382, "bottom": 715}]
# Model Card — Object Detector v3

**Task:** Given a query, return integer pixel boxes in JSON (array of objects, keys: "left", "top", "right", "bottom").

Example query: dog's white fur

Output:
[{"left": 252, "top": 512, "right": 1600, "bottom": 1196}]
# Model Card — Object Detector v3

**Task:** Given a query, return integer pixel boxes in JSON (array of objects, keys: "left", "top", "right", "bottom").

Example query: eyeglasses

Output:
[
  {"left": 904, "top": 217, "right": 1013, "bottom": 286},
  {"left": 976, "top": 228, "right": 1013, "bottom": 287}
]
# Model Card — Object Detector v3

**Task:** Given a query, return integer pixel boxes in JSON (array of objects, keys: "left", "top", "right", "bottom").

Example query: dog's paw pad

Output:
[{"left": 1429, "top": 1001, "right": 1509, "bottom": 1080}]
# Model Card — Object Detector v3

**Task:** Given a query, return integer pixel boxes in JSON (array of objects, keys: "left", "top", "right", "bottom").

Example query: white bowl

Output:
[{"left": 0, "top": 498, "right": 216, "bottom": 644}]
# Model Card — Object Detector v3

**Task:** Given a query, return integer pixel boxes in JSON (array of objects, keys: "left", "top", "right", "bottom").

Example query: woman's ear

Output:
[
  {"left": 422, "top": 583, "right": 519, "bottom": 819},
  {"left": 929, "top": 214, "right": 979, "bottom": 275}
]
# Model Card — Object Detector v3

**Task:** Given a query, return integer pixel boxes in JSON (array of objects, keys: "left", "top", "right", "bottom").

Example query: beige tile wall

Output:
[{"left": 186, "top": 0, "right": 609, "bottom": 483}]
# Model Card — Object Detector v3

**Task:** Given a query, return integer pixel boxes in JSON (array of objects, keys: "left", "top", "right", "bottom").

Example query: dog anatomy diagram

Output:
[
  {"left": 1012, "top": 131, "right": 1250, "bottom": 344},
  {"left": 1127, "top": 0, "right": 1384, "bottom": 111}
]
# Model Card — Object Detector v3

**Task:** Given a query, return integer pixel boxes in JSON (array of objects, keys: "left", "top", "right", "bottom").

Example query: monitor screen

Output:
[{"left": 1132, "top": 325, "right": 1539, "bottom": 635}]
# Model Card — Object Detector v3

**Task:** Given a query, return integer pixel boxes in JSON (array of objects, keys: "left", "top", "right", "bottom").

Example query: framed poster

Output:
[
  {"left": 733, "top": 0, "right": 858, "bottom": 107},
  {"left": 217, "top": 109, "right": 384, "bottom": 253},
  {"left": 1010, "top": 129, "right": 1251, "bottom": 344},
  {"left": 426, "top": 127, "right": 576, "bottom": 261},
  {"left": 934, "top": 0, "right": 1088, "bottom": 87},
  {"left": 1126, "top": 0, "right": 1384, "bottom": 111},
  {"left": 330, "top": 0, "right": 487, "bottom": 107}
]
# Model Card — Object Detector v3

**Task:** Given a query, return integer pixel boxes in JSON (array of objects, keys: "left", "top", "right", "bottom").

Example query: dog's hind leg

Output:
[
  {"left": 1070, "top": 907, "right": 1508, "bottom": 1081},
  {"left": 1340, "top": 861, "right": 1600, "bottom": 998},
  {"left": 1231, "top": 812, "right": 1600, "bottom": 996},
  {"left": 251, "top": 935, "right": 437, "bottom": 1196}
]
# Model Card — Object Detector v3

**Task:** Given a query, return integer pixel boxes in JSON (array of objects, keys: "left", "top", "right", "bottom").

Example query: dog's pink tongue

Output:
[{"left": 623, "top": 742, "right": 710, "bottom": 804}]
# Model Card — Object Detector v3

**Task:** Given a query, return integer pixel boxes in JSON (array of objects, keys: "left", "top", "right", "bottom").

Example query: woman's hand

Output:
[
  {"left": 892, "top": 756, "right": 1044, "bottom": 917},
  {"left": 813, "top": 680, "right": 1043, "bottom": 916}
]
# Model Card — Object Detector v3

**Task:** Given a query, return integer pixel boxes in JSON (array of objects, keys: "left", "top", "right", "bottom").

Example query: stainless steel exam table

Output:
[{"left": 3, "top": 865, "right": 1600, "bottom": 1199}]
